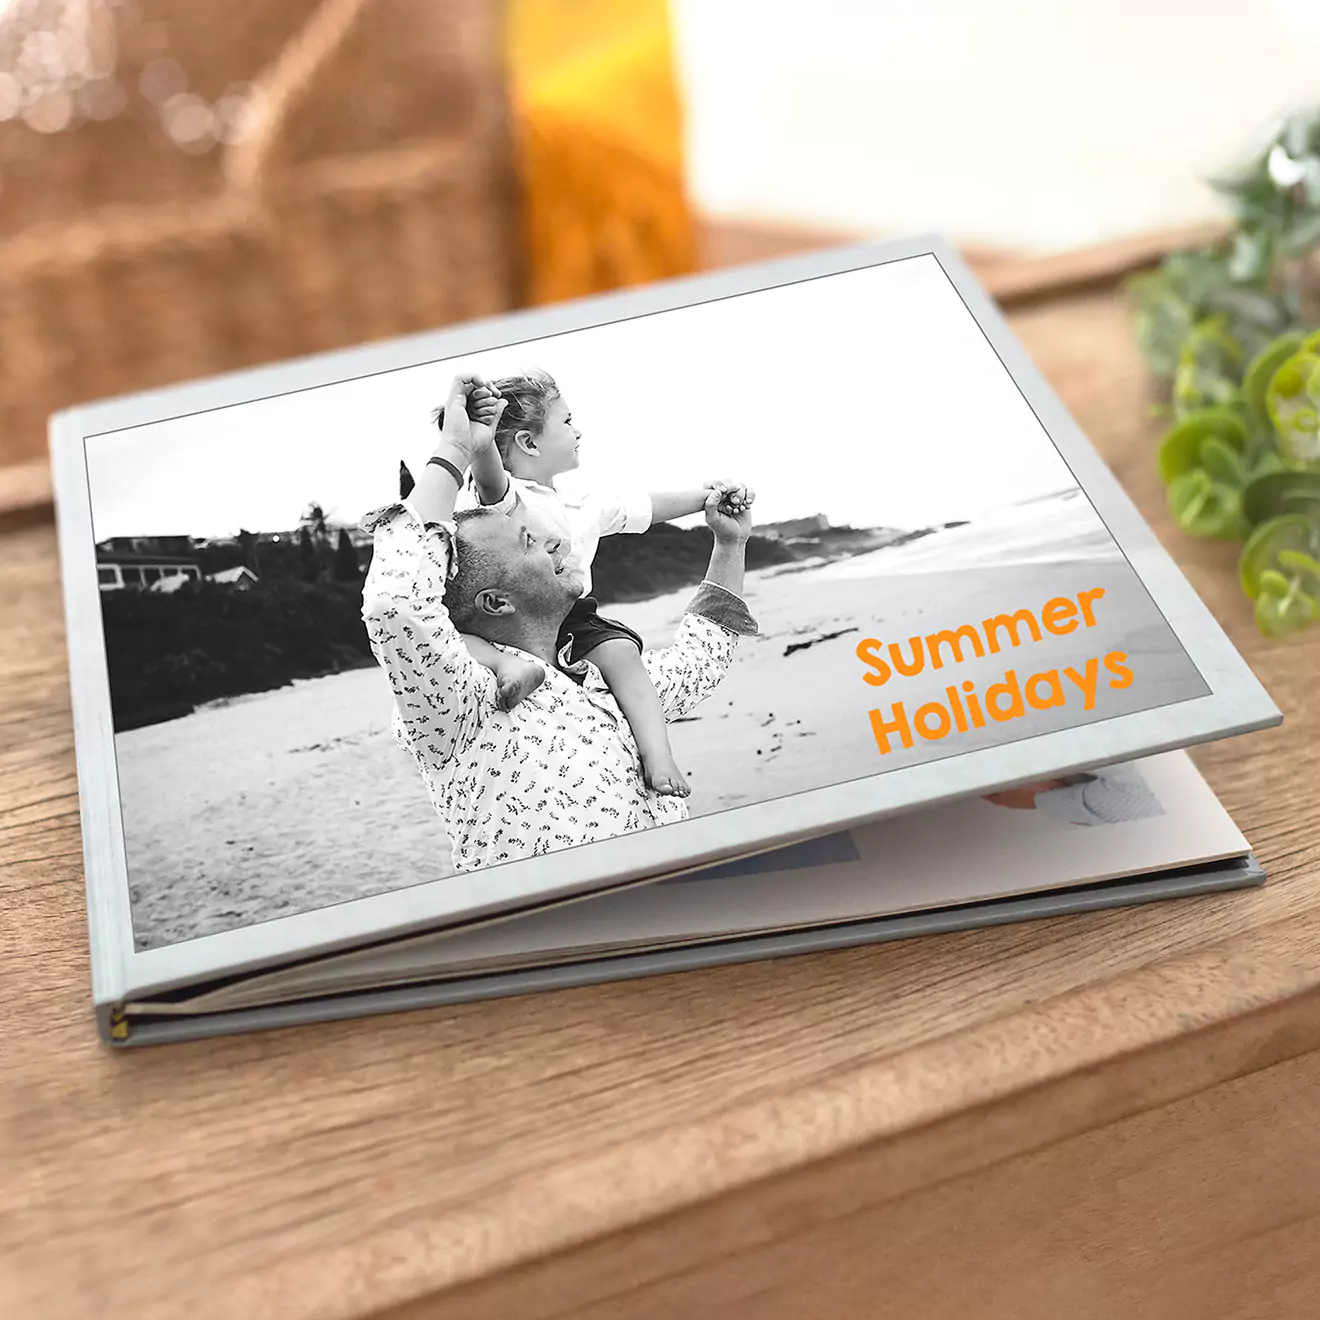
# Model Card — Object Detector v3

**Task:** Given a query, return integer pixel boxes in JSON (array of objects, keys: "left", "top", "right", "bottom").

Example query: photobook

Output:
[{"left": 50, "top": 236, "right": 1279, "bottom": 1044}]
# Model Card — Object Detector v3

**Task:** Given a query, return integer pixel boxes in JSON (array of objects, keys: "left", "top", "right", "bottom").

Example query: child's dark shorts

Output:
[{"left": 557, "top": 595, "right": 643, "bottom": 668}]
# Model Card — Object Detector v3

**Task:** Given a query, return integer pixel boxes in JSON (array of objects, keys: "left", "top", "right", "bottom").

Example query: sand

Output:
[
  {"left": 118, "top": 510, "right": 1207, "bottom": 949},
  {"left": 118, "top": 669, "right": 451, "bottom": 949},
  {"left": 611, "top": 554, "right": 1205, "bottom": 811}
]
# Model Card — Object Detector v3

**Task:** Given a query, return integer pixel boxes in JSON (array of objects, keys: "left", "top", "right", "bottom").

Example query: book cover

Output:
[{"left": 50, "top": 236, "right": 1279, "bottom": 1020}]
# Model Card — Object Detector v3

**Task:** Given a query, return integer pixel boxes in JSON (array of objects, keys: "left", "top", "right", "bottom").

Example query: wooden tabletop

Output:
[{"left": 4, "top": 238, "right": 1320, "bottom": 1320}]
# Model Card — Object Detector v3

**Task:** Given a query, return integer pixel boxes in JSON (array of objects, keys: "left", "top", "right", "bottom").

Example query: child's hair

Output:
[{"left": 431, "top": 369, "right": 561, "bottom": 462}]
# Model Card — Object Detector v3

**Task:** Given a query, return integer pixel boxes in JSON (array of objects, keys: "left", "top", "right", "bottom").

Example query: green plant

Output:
[{"left": 1130, "top": 107, "right": 1320, "bottom": 637}]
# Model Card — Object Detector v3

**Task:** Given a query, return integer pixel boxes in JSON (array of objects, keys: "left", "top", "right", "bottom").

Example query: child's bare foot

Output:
[
  {"left": 642, "top": 750, "right": 690, "bottom": 797},
  {"left": 493, "top": 657, "right": 546, "bottom": 710}
]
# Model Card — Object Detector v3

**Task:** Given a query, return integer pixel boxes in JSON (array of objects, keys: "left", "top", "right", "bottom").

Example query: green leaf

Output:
[
  {"left": 1200, "top": 435, "right": 1247, "bottom": 485},
  {"left": 1168, "top": 469, "right": 1246, "bottom": 539},
  {"left": 1128, "top": 270, "right": 1197, "bottom": 378},
  {"left": 1302, "top": 159, "right": 1320, "bottom": 208},
  {"left": 1258, "top": 568, "right": 1291, "bottom": 598},
  {"left": 1173, "top": 317, "right": 1246, "bottom": 419},
  {"left": 1254, "top": 582, "right": 1320, "bottom": 636},
  {"left": 1247, "top": 449, "right": 1288, "bottom": 480},
  {"left": 1243, "top": 331, "right": 1305, "bottom": 421},
  {"left": 1228, "top": 232, "right": 1273, "bottom": 282},
  {"left": 1242, "top": 470, "right": 1320, "bottom": 526},
  {"left": 1278, "top": 548, "right": 1320, "bottom": 587},
  {"left": 1249, "top": 518, "right": 1320, "bottom": 637},
  {"left": 1126, "top": 249, "right": 1285, "bottom": 378},
  {"left": 1208, "top": 287, "right": 1294, "bottom": 346},
  {"left": 1157, "top": 408, "right": 1247, "bottom": 483},
  {"left": 1266, "top": 346, "right": 1320, "bottom": 462},
  {"left": 1239, "top": 513, "right": 1320, "bottom": 596}
]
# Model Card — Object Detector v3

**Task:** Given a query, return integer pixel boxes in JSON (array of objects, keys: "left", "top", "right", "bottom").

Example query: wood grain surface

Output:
[{"left": 3, "top": 257, "right": 1320, "bottom": 1320}]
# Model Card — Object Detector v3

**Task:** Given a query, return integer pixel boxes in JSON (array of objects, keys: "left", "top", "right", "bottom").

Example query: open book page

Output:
[
  {"left": 361, "top": 749, "right": 1246, "bottom": 972},
  {"left": 139, "top": 751, "right": 1245, "bottom": 1015}
]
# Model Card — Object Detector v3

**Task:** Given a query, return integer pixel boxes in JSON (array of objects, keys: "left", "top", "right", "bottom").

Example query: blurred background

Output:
[
  {"left": 4, "top": 0, "right": 1320, "bottom": 489},
  {"left": 673, "top": 0, "right": 1320, "bottom": 250}
]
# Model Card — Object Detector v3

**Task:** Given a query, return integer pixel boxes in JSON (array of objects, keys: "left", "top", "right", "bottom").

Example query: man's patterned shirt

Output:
[{"left": 361, "top": 502, "right": 757, "bottom": 873}]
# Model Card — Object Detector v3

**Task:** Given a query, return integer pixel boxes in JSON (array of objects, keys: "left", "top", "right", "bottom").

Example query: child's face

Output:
[{"left": 534, "top": 395, "right": 581, "bottom": 474}]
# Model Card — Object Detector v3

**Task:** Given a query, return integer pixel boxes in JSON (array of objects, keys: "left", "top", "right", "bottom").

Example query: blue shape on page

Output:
[{"left": 659, "top": 831, "right": 861, "bottom": 885}]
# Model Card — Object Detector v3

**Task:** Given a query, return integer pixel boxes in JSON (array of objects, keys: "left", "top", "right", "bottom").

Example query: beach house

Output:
[{"left": 96, "top": 548, "right": 203, "bottom": 592}]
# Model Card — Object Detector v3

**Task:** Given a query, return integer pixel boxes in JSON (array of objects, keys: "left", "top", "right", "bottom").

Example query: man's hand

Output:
[
  {"left": 468, "top": 380, "right": 506, "bottom": 456},
  {"left": 704, "top": 486, "right": 753, "bottom": 543},
  {"left": 703, "top": 479, "right": 756, "bottom": 516},
  {"left": 414, "top": 375, "right": 501, "bottom": 525},
  {"left": 438, "top": 375, "right": 481, "bottom": 464},
  {"left": 438, "top": 376, "right": 505, "bottom": 458}
]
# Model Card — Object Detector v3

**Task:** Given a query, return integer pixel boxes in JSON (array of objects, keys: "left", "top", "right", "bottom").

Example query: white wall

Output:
[{"left": 671, "top": 0, "right": 1320, "bottom": 249}]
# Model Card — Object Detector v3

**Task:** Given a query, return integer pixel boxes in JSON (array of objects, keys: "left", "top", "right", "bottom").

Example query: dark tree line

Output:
[
  {"left": 592, "top": 522, "right": 795, "bottom": 604},
  {"left": 104, "top": 513, "right": 798, "bottom": 731},
  {"left": 102, "top": 577, "right": 376, "bottom": 732}
]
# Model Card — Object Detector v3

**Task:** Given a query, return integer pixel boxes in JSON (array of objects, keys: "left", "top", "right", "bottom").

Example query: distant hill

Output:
[
  {"left": 757, "top": 514, "right": 832, "bottom": 539},
  {"left": 591, "top": 517, "right": 922, "bottom": 605},
  {"left": 592, "top": 524, "right": 796, "bottom": 604}
]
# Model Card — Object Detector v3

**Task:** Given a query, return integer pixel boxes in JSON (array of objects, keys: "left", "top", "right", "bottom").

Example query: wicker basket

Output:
[{"left": 0, "top": 0, "right": 521, "bottom": 471}]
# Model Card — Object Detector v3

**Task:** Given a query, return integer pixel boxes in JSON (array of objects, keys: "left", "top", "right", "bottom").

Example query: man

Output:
[{"left": 362, "top": 375, "right": 758, "bottom": 872}]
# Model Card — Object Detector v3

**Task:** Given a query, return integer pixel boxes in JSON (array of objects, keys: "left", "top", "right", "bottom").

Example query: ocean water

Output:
[{"left": 814, "top": 487, "right": 1121, "bottom": 580}]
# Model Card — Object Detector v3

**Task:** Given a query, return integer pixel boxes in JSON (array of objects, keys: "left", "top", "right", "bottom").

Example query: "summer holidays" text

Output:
[{"left": 855, "top": 587, "right": 1133, "bottom": 754}]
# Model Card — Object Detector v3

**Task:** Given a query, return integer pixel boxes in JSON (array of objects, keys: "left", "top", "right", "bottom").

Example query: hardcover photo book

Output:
[{"left": 50, "top": 236, "right": 1280, "bottom": 1045}]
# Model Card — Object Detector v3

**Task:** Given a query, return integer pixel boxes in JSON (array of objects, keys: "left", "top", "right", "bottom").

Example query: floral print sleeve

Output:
[
  {"left": 360, "top": 502, "right": 495, "bottom": 766},
  {"left": 641, "top": 580, "right": 759, "bottom": 722}
]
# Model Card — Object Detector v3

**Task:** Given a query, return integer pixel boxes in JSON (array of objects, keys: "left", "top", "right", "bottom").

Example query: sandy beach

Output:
[
  {"left": 118, "top": 669, "right": 451, "bottom": 948},
  {"left": 611, "top": 553, "right": 1205, "bottom": 809},
  {"left": 118, "top": 494, "right": 1207, "bottom": 949}
]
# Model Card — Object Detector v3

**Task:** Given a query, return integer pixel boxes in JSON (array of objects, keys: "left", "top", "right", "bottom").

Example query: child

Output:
[{"left": 433, "top": 369, "right": 753, "bottom": 798}]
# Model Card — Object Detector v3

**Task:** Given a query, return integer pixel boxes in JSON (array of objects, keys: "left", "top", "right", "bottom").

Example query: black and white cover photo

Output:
[{"left": 84, "top": 255, "right": 1211, "bottom": 950}]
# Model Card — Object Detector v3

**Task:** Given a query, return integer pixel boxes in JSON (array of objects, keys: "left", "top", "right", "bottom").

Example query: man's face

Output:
[{"left": 470, "top": 501, "right": 582, "bottom": 619}]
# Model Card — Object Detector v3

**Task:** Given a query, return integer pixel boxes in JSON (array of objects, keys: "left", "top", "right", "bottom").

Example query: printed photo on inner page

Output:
[{"left": 82, "top": 255, "right": 1211, "bottom": 950}]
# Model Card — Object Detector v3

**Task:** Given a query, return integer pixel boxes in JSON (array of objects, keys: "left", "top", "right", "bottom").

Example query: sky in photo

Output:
[{"left": 87, "top": 255, "right": 1084, "bottom": 540}]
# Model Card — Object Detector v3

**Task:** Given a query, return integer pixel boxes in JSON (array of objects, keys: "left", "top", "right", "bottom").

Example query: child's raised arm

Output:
[{"left": 651, "top": 482, "right": 755, "bottom": 524}]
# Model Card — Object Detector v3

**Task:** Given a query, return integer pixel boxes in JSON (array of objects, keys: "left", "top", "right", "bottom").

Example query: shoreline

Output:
[
  {"left": 608, "top": 555, "right": 1205, "bottom": 811},
  {"left": 120, "top": 489, "right": 1114, "bottom": 732}
]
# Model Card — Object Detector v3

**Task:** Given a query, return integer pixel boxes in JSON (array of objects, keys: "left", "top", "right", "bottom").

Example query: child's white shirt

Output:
[{"left": 463, "top": 475, "right": 652, "bottom": 597}]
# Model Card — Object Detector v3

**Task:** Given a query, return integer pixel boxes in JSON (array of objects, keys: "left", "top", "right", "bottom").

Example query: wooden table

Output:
[{"left": 3, "top": 234, "right": 1319, "bottom": 1320}]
